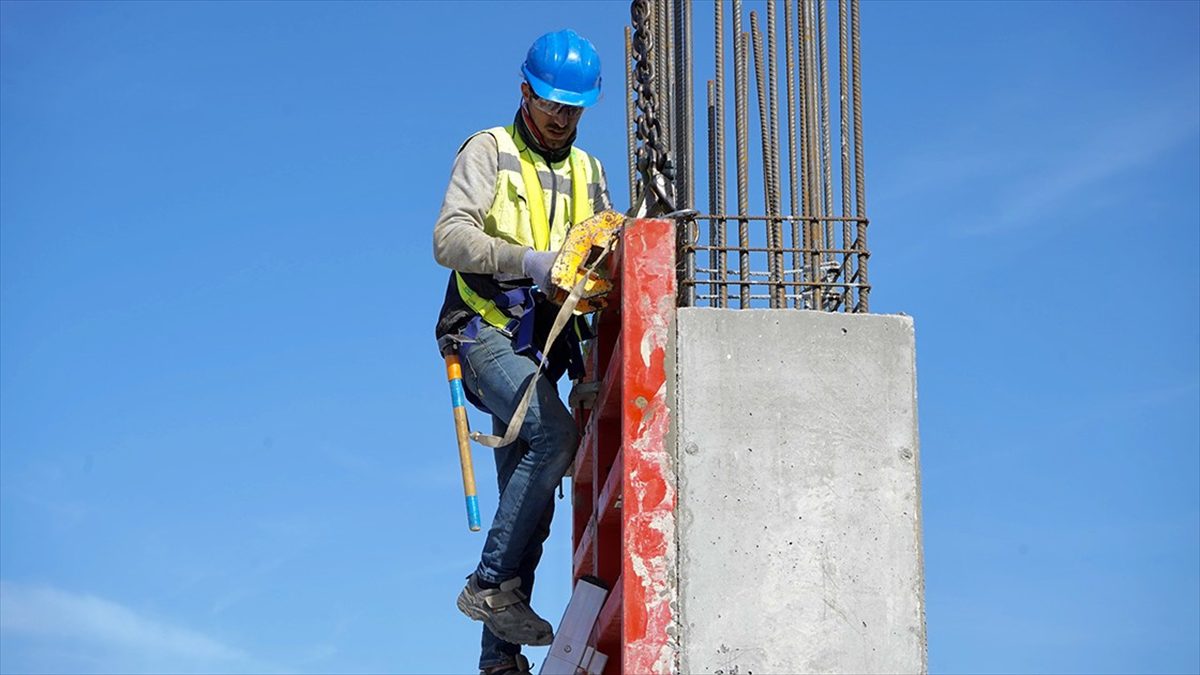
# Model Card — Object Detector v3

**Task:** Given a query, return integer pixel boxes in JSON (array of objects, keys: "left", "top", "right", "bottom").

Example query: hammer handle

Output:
[{"left": 444, "top": 353, "right": 482, "bottom": 532}]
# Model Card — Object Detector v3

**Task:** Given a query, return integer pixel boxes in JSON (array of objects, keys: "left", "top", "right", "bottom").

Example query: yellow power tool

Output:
[{"left": 546, "top": 209, "right": 626, "bottom": 314}]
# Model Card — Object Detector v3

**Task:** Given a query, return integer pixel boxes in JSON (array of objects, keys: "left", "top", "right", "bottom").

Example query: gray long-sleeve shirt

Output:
[{"left": 432, "top": 133, "right": 612, "bottom": 278}]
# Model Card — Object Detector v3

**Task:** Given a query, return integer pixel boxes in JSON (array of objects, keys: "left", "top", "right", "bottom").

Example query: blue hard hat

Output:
[{"left": 521, "top": 29, "right": 602, "bottom": 108}]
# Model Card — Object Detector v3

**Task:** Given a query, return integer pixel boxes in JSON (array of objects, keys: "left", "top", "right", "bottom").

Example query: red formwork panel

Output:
[
  {"left": 570, "top": 218, "right": 676, "bottom": 675},
  {"left": 572, "top": 339, "right": 624, "bottom": 582},
  {"left": 617, "top": 219, "right": 676, "bottom": 674}
]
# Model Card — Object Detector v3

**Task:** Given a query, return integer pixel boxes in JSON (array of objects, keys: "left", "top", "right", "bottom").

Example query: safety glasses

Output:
[{"left": 529, "top": 93, "right": 585, "bottom": 120}]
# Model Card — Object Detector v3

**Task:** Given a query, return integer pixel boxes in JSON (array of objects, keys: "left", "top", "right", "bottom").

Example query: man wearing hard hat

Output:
[{"left": 432, "top": 29, "right": 611, "bottom": 675}]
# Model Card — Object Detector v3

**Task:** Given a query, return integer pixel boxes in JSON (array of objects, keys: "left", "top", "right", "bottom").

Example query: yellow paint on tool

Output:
[{"left": 547, "top": 209, "right": 625, "bottom": 314}]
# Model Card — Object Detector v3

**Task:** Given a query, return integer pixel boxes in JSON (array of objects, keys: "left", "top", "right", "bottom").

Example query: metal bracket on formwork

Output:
[{"left": 568, "top": 381, "right": 601, "bottom": 410}]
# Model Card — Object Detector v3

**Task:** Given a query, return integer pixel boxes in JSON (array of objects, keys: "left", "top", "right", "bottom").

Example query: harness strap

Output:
[
  {"left": 456, "top": 272, "right": 515, "bottom": 332},
  {"left": 493, "top": 287, "right": 530, "bottom": 312}
]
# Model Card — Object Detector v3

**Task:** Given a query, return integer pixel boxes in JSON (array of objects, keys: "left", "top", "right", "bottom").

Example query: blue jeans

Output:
[{"left": 459, "top": 323, "right": 579, "bottom": 669}]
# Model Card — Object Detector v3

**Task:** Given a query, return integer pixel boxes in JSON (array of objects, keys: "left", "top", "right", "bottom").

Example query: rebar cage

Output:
[{"left": 626, "top": 0, "right": 871, "bottom": 312}]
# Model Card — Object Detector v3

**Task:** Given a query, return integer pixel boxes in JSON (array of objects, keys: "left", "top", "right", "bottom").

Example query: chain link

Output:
[{"left": 631, "top": 0, "right": 676, "bottom": 215}]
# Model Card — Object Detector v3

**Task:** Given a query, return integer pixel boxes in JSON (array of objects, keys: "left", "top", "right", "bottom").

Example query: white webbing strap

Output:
[{"left": 469, "top": 235, "right": 619, "bottom": 449}]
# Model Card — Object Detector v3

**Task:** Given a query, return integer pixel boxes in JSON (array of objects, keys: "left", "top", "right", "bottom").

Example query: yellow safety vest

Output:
[{"left": 456, "top": 125, "right": 602, "bottom": 330}]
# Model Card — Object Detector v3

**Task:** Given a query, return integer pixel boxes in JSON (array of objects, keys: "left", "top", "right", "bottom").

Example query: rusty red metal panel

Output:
[
  {"left": 619, "top": 218, "right": 677, "bottom": 674},
  {"left": 574, "top": 302, "right": 623, "bottom": 585}
]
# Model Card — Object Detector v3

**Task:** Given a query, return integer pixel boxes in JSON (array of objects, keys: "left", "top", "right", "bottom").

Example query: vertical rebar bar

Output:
[
  {"left": 796, "top": 0, "right": 808, "bottom": 308},
  {"left": 668, "top": 0, "right": 676, "bottom": 160},
  {"left": 766, "top": 0, "right": 785, "bottom": 307},
  {"left": 809, "top": 0, "right": 825, "bottom": 310},
  {"left": 625, "top": 25, "right": 638, "bottom": 206},
  {"left": 766, "top": 2, "right": 781, "bottom": 212},
  {"left": 818, "top": 0, "right": 834, "bottom": 268},
  {"left": 799, "top": 0, "right": 819, "bottom": 309},
  {"left": 707, "top": 79, "right": 718, "bottom": 305},
  {"left": 794, "top": 0, "right": 809, "bottom": 307},
  {"left": 784, "top": 0, "right": 799, "bottom": 304},
  {"left": 657, "top": 0, "right": 672, "bottom": 159},
  {"left": 851, "top": 0, "right": 868, "bottom": 312},
  {"left": 674, "top": 0, "right": 694, "bottom": 210},
  {"left": 838, "top": 0, "right": 851, "bottom": 311},
  {"left": 735, "top": 27, "right": 751, "bottom": 308},
  {"left": 750, "top": 12, "right": 771, "bottom": 306},
  {"left": 667, "top": 0, "right": 676, "bottom": 165},
  {"left": 673, "top": 0, "right": 695, "bottom": 305},
  {"left": 714, "top": 0, "right": 728, "bottom": 307}
]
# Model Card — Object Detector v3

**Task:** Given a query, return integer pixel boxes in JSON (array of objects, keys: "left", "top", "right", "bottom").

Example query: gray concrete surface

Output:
[{"left": 674, "top": 308, "right": 926, "bottom": 674}]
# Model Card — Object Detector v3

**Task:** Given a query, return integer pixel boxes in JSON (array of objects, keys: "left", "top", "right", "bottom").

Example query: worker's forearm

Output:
[
  {"left": 434, "top": 212, "right": 528, "bottom": 276},
  {"left": 432, "top": 134, "right": 528, "bottom": 277}
]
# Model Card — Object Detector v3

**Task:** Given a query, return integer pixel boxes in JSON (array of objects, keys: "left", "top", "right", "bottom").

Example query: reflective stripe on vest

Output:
[{"left": 456, "top": 125, "right": 599, "bottom": 330}]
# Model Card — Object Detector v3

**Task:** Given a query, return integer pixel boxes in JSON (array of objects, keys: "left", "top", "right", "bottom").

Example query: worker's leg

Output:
[
  {"left": 478, "top": 507, "right": 554, "bottom": 670},
  {"left": 460, "top": 323, "right": 577, "bottom": 584},
  {"left": 490, "top": 416, "right": 559, "bottom": 592},
  {"left": 479, "top": 427, "right": 555, "bottom": 670}
]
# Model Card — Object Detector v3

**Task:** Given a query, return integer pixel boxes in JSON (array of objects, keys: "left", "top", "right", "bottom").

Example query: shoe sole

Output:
[{"left": 457, "top": 589, "right": 553, "bottom": 646}]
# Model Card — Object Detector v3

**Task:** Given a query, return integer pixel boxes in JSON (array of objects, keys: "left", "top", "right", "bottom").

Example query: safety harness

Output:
[{"left": 441, "top": 129, "right": 597, "bottom": 411}]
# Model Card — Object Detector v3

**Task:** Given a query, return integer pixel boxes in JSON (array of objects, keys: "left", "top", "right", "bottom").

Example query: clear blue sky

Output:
[{"left": 1, "top": 1, "right": 1197, "bottom": 673}]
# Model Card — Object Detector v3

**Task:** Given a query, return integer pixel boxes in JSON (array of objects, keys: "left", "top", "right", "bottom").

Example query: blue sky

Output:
[{"left": 1, "top": 1, "right": 1197, "bottom": 673}]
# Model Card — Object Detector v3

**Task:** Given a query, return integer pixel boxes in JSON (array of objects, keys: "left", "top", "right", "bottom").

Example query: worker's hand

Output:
[{"left": 522, "top": 249, "right": 557, "bottom": 291}]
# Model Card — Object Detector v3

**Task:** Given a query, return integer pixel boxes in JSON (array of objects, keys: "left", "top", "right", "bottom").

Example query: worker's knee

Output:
[
  {"left": 553, "top": 424, "right": 580, "bottom": 472},
  {"left": 524, "top": 378, "right": 576, "bottom": 439},
  {"left": 530, "top": 410, "right": 577, "bottom": 461}
]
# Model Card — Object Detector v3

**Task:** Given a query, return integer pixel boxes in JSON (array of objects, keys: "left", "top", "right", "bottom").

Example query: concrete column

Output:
[{"left": 674, "top": 308, "right": 926, "bottom": 674}]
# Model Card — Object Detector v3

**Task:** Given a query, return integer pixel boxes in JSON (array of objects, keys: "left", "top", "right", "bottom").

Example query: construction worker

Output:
[{"left": 432, "top": 29, "right": 611, "bottom": 675}]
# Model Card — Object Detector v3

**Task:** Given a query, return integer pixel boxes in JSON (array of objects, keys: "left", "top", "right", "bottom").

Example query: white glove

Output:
[{"left": 522, "top": 249, "right": 557, "bottom": 291}]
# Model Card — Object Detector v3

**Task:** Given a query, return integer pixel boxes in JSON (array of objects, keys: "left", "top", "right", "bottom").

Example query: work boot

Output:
[
  {"left": 480, "top": 654, "right": 532, "bottom": 675},
  {"left": 456, "top": 576, "right": 553, "bottom": 646}
]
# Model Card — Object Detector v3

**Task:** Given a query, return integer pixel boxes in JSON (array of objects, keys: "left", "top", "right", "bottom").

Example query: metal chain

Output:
[{"left": 631, "top": 0, "right": 676, "bottom": 215}]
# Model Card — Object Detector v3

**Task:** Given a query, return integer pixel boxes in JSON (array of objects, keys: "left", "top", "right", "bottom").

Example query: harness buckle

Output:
[{"left": 499, "top": 318, "right": 519, "bottom": 339}]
